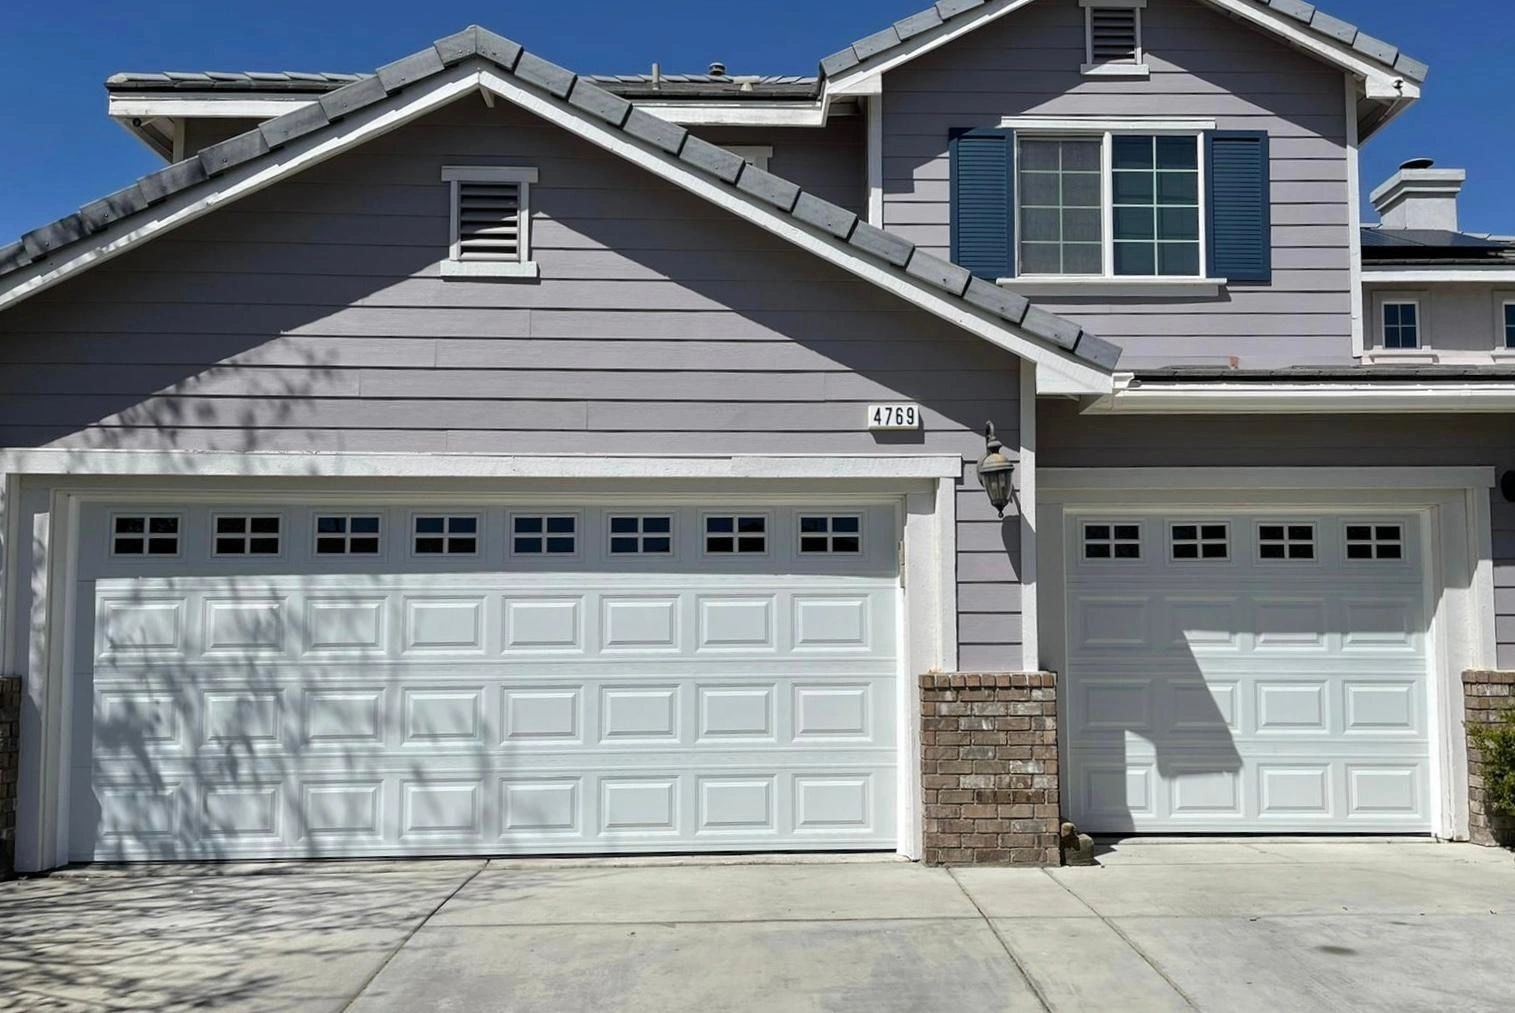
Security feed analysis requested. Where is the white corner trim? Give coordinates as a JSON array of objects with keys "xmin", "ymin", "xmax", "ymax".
[
  {"xmin": 1018, "ymin": 364, "xmax": 1039, "ymax": 672},
  {"xmin": 866, "ymin": 94, "xmax": 884, "ymax": 227},
  {"xmin": 1346, "ymin": 74, "xmax": 1366, "ymax": 359},
  {"xmin": 1003, "ymin": 277, "xmax": 1223, "ymax": 296},
  {"xmin": 0, "ymin": 449, "xmax": 966, "ymax": 482},
  {"xmin": 1, "ymin": 64, "xmax": 485, "ymax": 312},
  {"xmin": 476, "ymin": 67, "xmax": 1114, "ymax": 394},
  {"xmin": 1038, "ymin": 466, "xmax": 1496, "ymax": 494}
]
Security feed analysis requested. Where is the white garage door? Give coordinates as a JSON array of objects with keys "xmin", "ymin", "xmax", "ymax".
[
  {"xmin": 70, "ymin": 499, "xmax": 899, "ymax": 861},
  {"xmin": 1064, "ymin": 511, "xmax": 1432, "ymax": 833}
]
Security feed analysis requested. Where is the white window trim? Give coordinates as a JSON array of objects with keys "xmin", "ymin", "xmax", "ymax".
[
  {"xmin": 210, "ymin": 512, "xmax": 285, "ymax": 559},
  {"xmin": 724, "ymin": 145, "xmax": 773, "ymax": 171},
  {"xmin": 1012, "ymin": 130, "xmax": 1208, "ymax": 283},
  {"xmin": 1254, "ymin": 520, "xmax": 1319, "ymax": 566},
  {"xmin": 1081, "ymin": 0, "xmax": 1149, "ymax": 78},
  {"xmin": 797, "ymin": 513, "xmax": 864, "ymax": 555},
  {"xmin": 1369, "ymin": 291, "xmax": 1430, "ymax": 359},
  {"xmin": 1166, "ymin": 519, "xmax": 1231, "ymax": 563},
  {"xmin": 440, "ymin": 165, "xmax": 541, "ymax": 280},
  {"xmin": 312, "ymin": 512, "xmax": 386, "ymax": 557},
  {"xmin": 1080, "ymin": 519, "xmax": 1144, "ymax": 562},
  {"xmin": 606, "ymin": 513, "xmax": 676, "ymax": 556},
  {"xmin": 1495, "ymin": 296, "xmax": 1515, "ymax": 355},
  {"xmin": 108, "ymin": 511, "xmax": 183, "ymax": 559},
  {"xmin": 508, "ymin": 511, "xmax": 582, "ymax": 559}
]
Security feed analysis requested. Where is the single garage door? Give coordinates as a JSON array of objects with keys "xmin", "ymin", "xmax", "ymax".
[
  {"xmin": 1064, "ymin": 511, "xmax": 1432, "ymax": 833},
  {"xmin": 70, "ymin": 498, "xmax": 900, "ymax": 861}
]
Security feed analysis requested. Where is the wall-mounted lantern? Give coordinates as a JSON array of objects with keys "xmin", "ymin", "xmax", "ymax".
[{"xmin": 976, "ymin": 421, "xmax": 1015, "ymax": 519}]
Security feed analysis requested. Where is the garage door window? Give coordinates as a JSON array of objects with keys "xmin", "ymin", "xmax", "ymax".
[
  {"xmin": 1346, "ymin": 523, "xmax": 1404, "ymax": 560},
  {"xmin": 512, "ymin": 515, "xmax": 577, "ymax": 555},
  {"xmin": 413, "ymin": 515, "xmax": 479, "ymax": 556},
  {"xmin": 315, "ymin": 515, "xmax": 382, "ymax": 555},
  {"xmin": 799, "ymin": 515, "xmax": 861, "ymax": 554},
  {"xmin": 111, "ymin": 515, "xmax": 180, "ymax": 557},
  {"xmin": 705, "ymin": 515, "xmax": 767, "ymax": 555},
  {"xmin": 1257, "ymin": 522, "xmax": 1315, "ymax": 561},
  {"xmin": 1169, "ymin": 522, "xmax": 1229, "ymax": 561},
  {"xmin": 609, "ymin": 515, "xmax": 673, "ymax": 555},
  {"xmin": 213, "ymin": 515, "xmax": 282, "ymax": 557},
  {"xmin": 1082, "ymin": 522, "xmax": 1140, "ymax": 560}
]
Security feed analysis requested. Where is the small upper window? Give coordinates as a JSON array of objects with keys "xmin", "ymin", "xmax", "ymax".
[
  {"xmin": 706, "ymin": 515, "xmax": 767, "ymax": 555},
  {"xmin": 513, "ymin": 515, "xmax": 577, "ymax": 555},
  {"xmin": 1382, "ymin": 301, "xmax": 1420, "ymax": 349},
  {"xmin": 1258, "ymin": 523, "xmax": 1315, "ymax": 561},
  {"xmin": 609, "ymin": 515, "xmax": 673, "ymax": 555},
  {"xmin": 440, "ymin": 166, "xmax": 539, "ymax": 279},
  {"xmin": 1082, "ymin": 0, "xmax": 1146, "ymax": 75},
  {"xmin": 316, "ymin": 515, "xmax": 382, "ymax": 556},
  {"xmin": 414, "ymin": 515, "xmax": 479, "ymax": 556},
  {"xmin": 113, "ymin": 515, "xmax": 180, "ymax": 557},
  {"xmin": 1503, "ymin": 302, "xmax": 1515, "ymax": 349},
  {"xmin": 1346, "ymin": 523, "xmax": 1404, "ymax": 561},
  {"xmin": 799, "ymin": 515, "xmax": 861, "ymax": 555},
  {"xmin": 1083, "ymin": 522, "xmax": 1140, "ymax": 560},
  {"xmin": 1170, "ymin": 522, "xmax": 1228, "ymax": 561},
  {"xmin": 214, "ymin": 515, "xmax": 281, "ymax": 556}
]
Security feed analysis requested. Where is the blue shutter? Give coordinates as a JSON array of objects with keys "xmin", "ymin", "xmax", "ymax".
[
  {"xmin": 950, "ymin": 128, "xmax": 1015, "ymax": 279},
  {"xmin": 1206, "ymin": 131, "xmax": 1271, "ymax": 283}
]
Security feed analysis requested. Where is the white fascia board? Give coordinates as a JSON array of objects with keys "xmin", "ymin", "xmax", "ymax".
[
  {"xmin": 825, "ymin": 0, "xmax": 1040, "ymax": 96},
  {"xmin": 0, "ymin": 65, "xmax": 484, "ymax": 313},
  {"xmin": 477, "ymin": 68, "xmax": 1113, "ymax": 394},
  {"xmin": 108, "ymin": 94, "xmax": 315, "ymax": 120},
  {"xmin": 0, "ymin": 449, "xmax": 965, "ymax": 481},
  {"xmin": 1086, "ymin": 379, "xmax": 1515, "ymax": 414},
  {"xmin": 633, "ymin": 102, "xmax": 831, "ymax": 127},
  {"xmin": 1363, "ymin": 268, "xmax": 1515, "ymax": 284}
]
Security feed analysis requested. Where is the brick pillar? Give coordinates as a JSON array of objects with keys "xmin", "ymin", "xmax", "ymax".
[
  {"xmin": 920, "ymin": 672, "xmax": 1060, "ymax": 865},
  {"xmin": 0, "ymin": 675, "xmax": 19, "ymax": 877},
  {"xmin": 1464, "ymin": 670, "xmax": 1515, "ymax": 847}
]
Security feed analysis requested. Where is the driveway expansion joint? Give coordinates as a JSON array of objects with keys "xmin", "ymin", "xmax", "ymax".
[{"xmin": 947, "ymin": 866, "xmax": 1054, "ymax": 1013}]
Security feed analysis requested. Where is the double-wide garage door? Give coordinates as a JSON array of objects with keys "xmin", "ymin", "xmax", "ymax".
[
  {"xmin": 71, "ymin": 499, "xmax": 900, "ymax": 861},
  {"xmin": 1064, "ymin": 510, "xmax": 1433, "ymax": 833}
]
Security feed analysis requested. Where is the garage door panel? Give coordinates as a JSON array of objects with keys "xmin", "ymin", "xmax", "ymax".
[
  {"xmin": 74, "ymin": 501, "xmax": 900, "ymax": 861},
  {"xmin": 1066, "ymin": 510, "xmax": 1432, "ymax": 833}
]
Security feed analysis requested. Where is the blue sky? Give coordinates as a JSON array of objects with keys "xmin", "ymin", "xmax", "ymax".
[{"xmin": 1, "ymin": 0, "xmax": 1511, "ymax": 240}]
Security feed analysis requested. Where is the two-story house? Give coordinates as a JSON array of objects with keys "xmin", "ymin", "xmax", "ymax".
[{"xmin": 0, "ymin": 0, "xmax": 1509, "ymax": 873}]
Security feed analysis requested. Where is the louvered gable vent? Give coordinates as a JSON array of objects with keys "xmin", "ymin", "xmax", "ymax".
[
  {"xmin": 440, "ymin": 166, "xmax": 540, "ymax": 278},
  {"xmin": 1090, "ymin": 8, "xmax": 1138, "ymax": 62},
  {"xmin": 457, "ymin": 180, "xmax": 522, "ymax": 261}
]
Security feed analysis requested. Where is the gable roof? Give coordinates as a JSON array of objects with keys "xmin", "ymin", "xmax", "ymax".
[
  {"xmin": 820, "ymin": 0, "xmax": 1426, "ymax": 89},
  {"xmin": 0, "ymin": 26, "xmax": 1119, "ymax": 390}
]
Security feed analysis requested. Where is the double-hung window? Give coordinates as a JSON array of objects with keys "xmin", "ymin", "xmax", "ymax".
[
  {"xmin": 1018, "ymin": 133, "xmax": 1201, "ymax": 279},
  {"xmin": 1503, "ymin": 301, "xmax": 1515, "ymax": 349}
]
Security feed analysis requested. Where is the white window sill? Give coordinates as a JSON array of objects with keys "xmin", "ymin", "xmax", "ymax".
[
  {"xmin": 1492, "ymin": 347, "xmax": 1515, "ymax": 360},
  {"xmin": 440, "ymin": 260, "xmax": 541, "ymax": 280},
  {"xmin": 1081, "ymin": 63, "xmax": 1151, "ymax": 79},
  {"xmin": 998, "ymin": 277, "xmax": 1225, "ymax": 297},
  {"xmin": 1364, "ymin": 348, "xmax": 1439, "ymax": 365}
]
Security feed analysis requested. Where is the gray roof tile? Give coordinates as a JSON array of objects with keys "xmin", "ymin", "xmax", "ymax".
[
  {"xmin": 1350, "ymin": 31, "xmax": 1397, "ymax": 66},
  {"xmin": 851, "ymin": 27, "xmax": 902, "ymax": 62},
  {"xmin": 6, "ymin": 24, "xmax": 1115, "ymax": 373},
  {"xmin": 894, "ymin": 8, "xmax": 944, "ymax": 41},
  {"xmin": 1307, "ymin": 9, "xmax": 1358, "ymax": 45},
  {"xmin": 1264, "ymin": 0, "xmax": 1315, "ymax": 23},
  {"xmin": 1394, "ymin": 51, "xmax": 1430, "ymax": 82}
]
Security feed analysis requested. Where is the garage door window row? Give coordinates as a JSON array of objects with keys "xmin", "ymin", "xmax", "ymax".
[
  {"xmin": 108, "ymin": 508, "xmax": 869, "ymax": 563},
  {"xmin": 1081, "ymin": 520, "xmax": 1404, "ymax": 564}
]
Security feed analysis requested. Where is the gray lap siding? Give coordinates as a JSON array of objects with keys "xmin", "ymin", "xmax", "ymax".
[
  {"xmin": 0, "ymin": 95, "xmax": 1027, "ymax": 669},
  {"xmin": 1039, "ymin": 403, "xmax": 1515, "ymax": 668},
  {"xmin": 883, "ymin": 0, "xmax": 1355, "ymax": 369}
]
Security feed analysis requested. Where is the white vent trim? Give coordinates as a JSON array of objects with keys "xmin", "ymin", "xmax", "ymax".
[
  {"xmin": 440, "ymin": 165, "xmax": 540, "ymax": 279},
  {"xmin": 1081, "ymin": 0, "xmax": 1149, "ymax": 78}
]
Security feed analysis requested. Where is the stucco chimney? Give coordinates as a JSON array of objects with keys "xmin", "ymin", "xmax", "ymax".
[{"xmin": 1370, "ymin": 158, "xmax": 1466, "ymax": 231}]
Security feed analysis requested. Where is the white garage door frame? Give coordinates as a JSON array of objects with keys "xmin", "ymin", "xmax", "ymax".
[
  {"xmin": 0, "ymin": 450, "xmax": 962, "ymax": 872},
  {"xmin": 1038, "ymin": 467, "xmax": 1498, "ymax": 842}
]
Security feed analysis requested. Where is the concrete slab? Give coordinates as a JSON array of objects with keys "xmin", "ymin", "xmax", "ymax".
[
  {"xmin": 0, "ymin": 863, "xmax": 482, "ymax": 1012},
  {"xmin": 1092, "ymin": 842, "xmax": 1279, "ymax": 866},
  {"xmin": 1052, "ymin": 851, "xmax": 1515, "ymax": 918},
  {"xmin": 948, "ymin": 867, "xmax": 1097, "ymax": 918},
  {"xmin": 430, "ymin": 862, "xmax": 981, "ymax": 926},
  {"xmin": 1243, "ymin": 841, "xmax": 1515, "ymax": 865},
  {"xmin": 348, "ymin": 918, "xmax": 1044, "ymax": 1013},
  {"xmin": 1114, "ymin": 914, "xmax": 1515, "ymax": 1013},
  {"xmin": 993, "ymin": 918, "xmax": 1192, "ymax": 1012}
]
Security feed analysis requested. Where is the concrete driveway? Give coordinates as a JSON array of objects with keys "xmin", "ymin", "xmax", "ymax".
[{"xmin": 1, "ymin": 841, "xmax": 1511, "ymax": 1012}]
